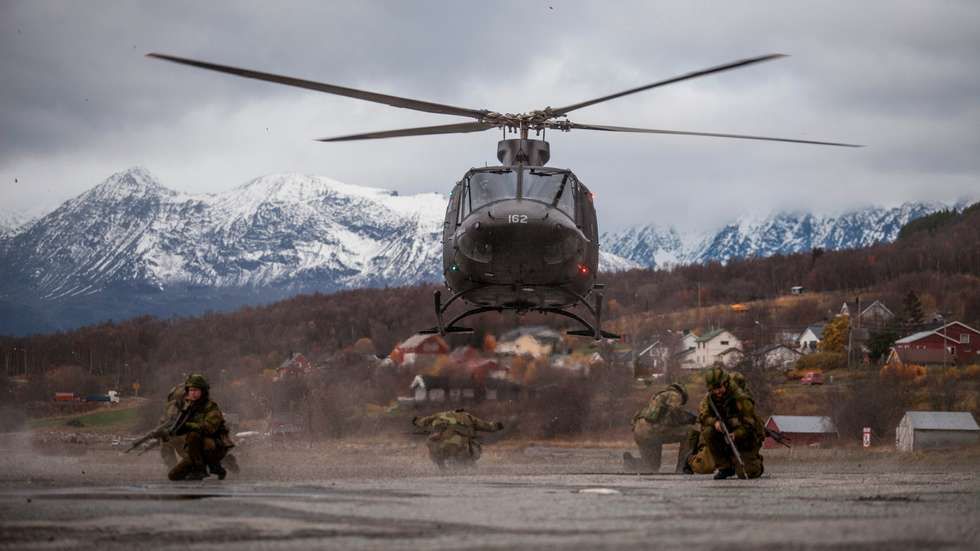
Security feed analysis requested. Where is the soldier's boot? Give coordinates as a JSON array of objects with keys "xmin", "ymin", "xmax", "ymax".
[
  {"xmin": 224, "ymin": 454, "xmax": 240, "ymax": 474},
  {"xmin": 208, "ymin": 463, "xmax": 227, "ymax": 480},
  {"xmin": 681, "ymin": 452, "xmax": 695, "ymax": 475},
  {"xmin": 168, "ymin": 459, "xmax": 208, "ymax": 481},
  {"xmin": 713, "ymin": 467, "xmax": 736, "ymax": 480}
]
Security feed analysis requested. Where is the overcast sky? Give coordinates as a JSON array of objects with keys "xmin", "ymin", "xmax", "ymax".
[{"xmin": 1, "ymin": 1, "xmax": 978, "ymax": 232}]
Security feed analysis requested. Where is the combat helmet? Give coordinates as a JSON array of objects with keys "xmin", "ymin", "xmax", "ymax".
[
  {"xmin": 184, "ymin": 373, "xmax": 210, "ymax": 392},
  {"xmin": 703, "ymin": 366, "xmax": 729, "ymax": 390},
  {"xmin": 668, "ymin": 382, "xmax": 688, "ymax": 404}
]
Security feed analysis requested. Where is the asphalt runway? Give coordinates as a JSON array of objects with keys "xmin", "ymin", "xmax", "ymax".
[{"xmin": 1, "ymin": 440, "xmax": 979, "ymax": 550}]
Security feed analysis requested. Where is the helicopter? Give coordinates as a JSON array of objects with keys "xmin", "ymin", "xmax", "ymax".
[{"xmin": 147, "ymin": 52, "xmax": 858, "ymax": 339}]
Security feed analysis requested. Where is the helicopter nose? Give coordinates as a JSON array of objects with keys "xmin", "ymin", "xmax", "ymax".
[{"xmin": 457, "ymin": 200, "xmax": 581, "ymax": 266}]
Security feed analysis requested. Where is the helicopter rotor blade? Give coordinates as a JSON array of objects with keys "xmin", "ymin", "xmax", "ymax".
[
  {"xmin": 549, "ymin": 54, "xmax": 787, "ymax": 116},
  {"xmin": 146, "ymin": 53, "xmax": 488, "ymax": 120},
  {"xmin": 556, "ymin": 122, "xmax": 862, "ymax": 147},
  {"xmin": 316, "ymin": 122, "xmax": 497, "ymax": 142}
]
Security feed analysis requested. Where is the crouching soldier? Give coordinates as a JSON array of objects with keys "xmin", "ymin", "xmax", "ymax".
[
  {"xmin": 412, "ymin": 409, "xmax": 503, "ymax": 469},
  {"xmin": 159, "ymin": 380, "xmax": 240, "ymax": 475},
  {"xmin": 167, "ymin": 374, "xmax": 235, "ymax": 481},
  {"xmin": 624, "ymin": 382, "xmax": 696, "ymax": 473},
  {"xmin": 687, "ymin": 366, "xmax": 765, "ymax": 479}
]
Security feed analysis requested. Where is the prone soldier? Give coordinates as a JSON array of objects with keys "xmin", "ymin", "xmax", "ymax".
[
  {"xmin": 412, "ymin": 409, "xmax": 503, "ymax": 469},
  {"xmin": 623, "ymin": 382, "xmax": 696, "ymax": 473},
  {"xmin": 687, "ymin": 366, "xmax": 766, "ymax": 479}
]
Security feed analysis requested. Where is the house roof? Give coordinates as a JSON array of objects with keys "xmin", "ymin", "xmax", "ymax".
[
  {"xmin": 895, "ymin": 330, "xmax": 958, "ymax": 345},
  {"xmin": 717, "ymin": 347, "xmax": 743, "ymax": 357},
  {"xmin": 397, "ymin": 333, "xmax": 448, "ymax": 351},
  {"xmin": 862, "ymin": 300, "xmax": 894, "ymax": 317},
  {"xmin": 802, "ymin": 324, "xmax": 824, "ymax": 340},
  {"xmin": 902, "ymin": 411, "xmax": 979, "ymax": 431},
  {"xmin": 757, "ymin": 344, "xmax": 802, "ymax": 357},
  {"xmin": 768, "ymin": 415, "xmax": 837, "ymax": 434},
  {"xmin": 696, "ymin": 329, "xmax": 727, "ymax": 343}
]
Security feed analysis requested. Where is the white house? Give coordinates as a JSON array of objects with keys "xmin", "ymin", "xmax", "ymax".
[
  {"xmin": 756, "ymin": 344, "xmax": 803, "ymax": 371},
  {"xmin": 798, "ymin": 324, "xmax": 824, "ymax": 354},
  {"xmin": 896, "ymin": 411, "xmax": 980, "ymax": 452},
  {"xmin": 694, "ymin": 329, "xmax": 743, "ymax": 368}
]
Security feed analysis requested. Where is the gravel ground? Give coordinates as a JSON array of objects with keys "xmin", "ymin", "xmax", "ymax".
[{"xmin": 1, "ymin": 433, "xmax": 978, "ymax": 550}]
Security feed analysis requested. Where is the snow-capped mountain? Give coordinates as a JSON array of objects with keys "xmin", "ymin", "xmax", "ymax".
[
  {"xmin": 601, "ymin": 202, "xmax": 963, "ymax": 268},
  {"xmin": 0, "ymin": 209, "xmax": 31, "ymax": 238},
  {"xmin": 0, "ymin": 166, "xmax": 961, "ymax": 335}
]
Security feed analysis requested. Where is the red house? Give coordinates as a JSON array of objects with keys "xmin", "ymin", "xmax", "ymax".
[
  {"xmin": 893, "ymin": 322, "xmax": 980, "ymax": 365},
  {"xmin": 390, "ymin": 334, "xmax": 450, "ymax": 367}
]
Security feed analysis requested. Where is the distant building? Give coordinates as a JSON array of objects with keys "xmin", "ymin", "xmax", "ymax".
[
  {"xmin": 895, "ymin": 411, "xmax": 980, "ymax": 452},
  {"xmin": 790, "ymin": 286, "xmax": 805, "ymax": 295},
  {"xmin": 391, "ymin": 334, "xmax": 450, "ymax": 367},
  {"xmin": 274, "ymin": 352, "xmax": 313, "ymax": 381},
  {"xmin": 496, "ymin": 326, "xmax": 563, "ymax": 358},
  {"xmin": 764, "ymin": 415, "xmax": 838, "ymax": 448},
  {"xmin": 798, "ymin": 324, "xmax": 825, "ymax": 354},
  {"xmin": 892, "ymin": 322, "xmax": 980, "ymax": 365},
  {"xmin": 840, "ymin": 299, "xmax": 895, "ymax": 329},
  {"xmin": 694, "ymin": 329, "xmax": 743, "ymax": 368},
  {"xmin": 755, "ymin": 344, "xmax": 803, "ymax": 371}
]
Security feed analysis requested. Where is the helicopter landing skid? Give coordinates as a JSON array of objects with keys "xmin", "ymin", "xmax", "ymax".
[{"xmin": 419, "ymin": 286, "xmax": 619, "ymax": 340}]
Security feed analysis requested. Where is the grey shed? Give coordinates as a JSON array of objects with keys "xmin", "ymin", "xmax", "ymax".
[{"xmin": 895, "ymin": 411, "xmax": 980, "ymax": 452}]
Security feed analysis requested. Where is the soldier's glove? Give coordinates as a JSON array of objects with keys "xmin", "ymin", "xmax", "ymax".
[{"xmin": 494, "ymin": 421, "xmax": 504, "ymax": 431}]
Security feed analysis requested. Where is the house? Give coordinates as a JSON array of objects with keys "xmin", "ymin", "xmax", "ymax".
[
  {"xmin": 895, "ymin": 411, "xmax": 980, "ymax": 452},
  {"xmin": 798, "ymin": 324, "xmax": 824, "ymax": 353},
  {"xmin": 790, "ymin": 286, "xmax": 805, "ymax": 295},
  {"xmin": 892, "ymin": 321, "xmax": 980, "ymax": 365},
  {"xmin": 840, "ymin": 299, "xmax": 895, "ymax": 329},
  {"xmin": 390, "ymin": 334, "xmax": 450, "ymax": 367},
  {"xmin": 764, "ymin": 415, "xmax": 838, "ymax": 448},
  {"xmin": 635, "ymin": 340, "xmax": 670, "ymax": 376},
  {"xmin": 755, "ymin": 344, "xmax": 803, "ymax": 371},
  {"xmin": 694, "ymin": 329, "xmax": 743, "ymax": 369},
  {"xmin": 409, "ymin": 374, "xmax": 479, "ymax": 402},
  {"xmin": 717, "ymin": 347, "xmax": 744, "ymax": 368},
  {"xmin": 675, "ymin": 348, "xmax": 698, "ymax": 370},
  {"xmin": 496, "ymin": 326, "xmax": 563, "ymax": 358},
  {"xmin": 680, "ymin": 331, "xmax": 698, "ymax": 351},
  {"xmin": 274, "ymin": 352, "xmax": 313, "ymax": 381}
]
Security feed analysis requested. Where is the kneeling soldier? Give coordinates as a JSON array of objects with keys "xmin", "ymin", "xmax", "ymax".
[
  {"xmin": 687, "ymin": 366, "xmax": 765, "ymax": 479},
  {"xmin": 624, "ymin": 382, "xmax": 696, "ymax": 473},
  {"xmin": 167, "ymin": 374, "xmax": 235, "ymax": 481}
]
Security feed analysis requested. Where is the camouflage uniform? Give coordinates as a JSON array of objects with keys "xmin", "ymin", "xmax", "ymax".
[
  {"xmin": 167, "ymin": 374, "xmax": 235, "ymax": 481},
  {"xmin": 158, "ymin": 384, "xmax": 186, "ymax": 469},
  {"xmin": 413, "ymin": 409, "xmax": 502, "ymax": 468},
  {"xmin": 626, "ymin": 383, "xmax": 695, "ymax": 472},
  {"xmin": 688, "ymin": 367, "xmax": 765, "ymax": 479}
]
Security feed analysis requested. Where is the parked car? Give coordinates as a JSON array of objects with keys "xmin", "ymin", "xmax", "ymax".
[{"xmin": 800, "ymin": 371, "xmax": 825, "ymax": 385}]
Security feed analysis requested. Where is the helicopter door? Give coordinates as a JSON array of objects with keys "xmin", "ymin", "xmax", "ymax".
[{"xmin": 446, "ymin": 181, "xmax": 463, "ymax": 241}]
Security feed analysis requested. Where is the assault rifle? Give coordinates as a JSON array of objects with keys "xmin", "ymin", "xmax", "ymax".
[
  {"xmin": 707, "ymin": 396, "xmax": 744, "ymax": 471},
  {"xmin": 765, "ymin": 427, "xmax": 792, "ymax": 448},
  {"xmin": 124, "ymin": 402, "xmax": 198, "ymax": 454}
]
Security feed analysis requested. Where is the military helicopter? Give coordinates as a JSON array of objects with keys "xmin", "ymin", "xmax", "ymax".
[{"xmin": 148, "ymin": 52, "xmax": 858, "ymax": 339}]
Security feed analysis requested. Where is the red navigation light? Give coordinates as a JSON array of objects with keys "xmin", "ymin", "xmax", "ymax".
[{"xmin": 577, "ymin": 264, "xmax": 590, "ymax": 275}]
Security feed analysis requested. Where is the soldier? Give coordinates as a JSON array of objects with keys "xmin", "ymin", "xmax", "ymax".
[
  {"xmin": 167, "ymin": 374, "xmax": 236, "ymax": 481},
  {"xmin": 412, "ymin": 409, "xmax": 503, "ymax": 469},
  {"xmin": 623, "ymin": 382, "xmax": 696, "ymax": 473},
  {"xmin": 687, "ymin": 366, "xmax": 766, "ymax": 479}
]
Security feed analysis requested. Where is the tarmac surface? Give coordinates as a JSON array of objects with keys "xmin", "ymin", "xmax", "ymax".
[{"xmin": 1, "ymin": 437, "xmax": 979, "ymax": 550}]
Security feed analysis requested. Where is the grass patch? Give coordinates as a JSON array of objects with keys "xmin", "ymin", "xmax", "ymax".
[{"xmin": 28, "ymin": 406, "xmax": 141, "ymax": 431}]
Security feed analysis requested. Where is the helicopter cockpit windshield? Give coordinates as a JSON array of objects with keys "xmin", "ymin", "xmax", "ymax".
[
  {"xmin": 523, "ymin": 169, "xmax": 575, "ymax": 217},
  {"xmin": 469, "ymin": 170, "xmax": 517, "ymax": 210}
]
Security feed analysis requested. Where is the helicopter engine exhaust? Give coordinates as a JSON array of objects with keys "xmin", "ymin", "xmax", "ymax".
[{"xmin": 497, "ymin": 139, "xmax": 550, "ymax": 166}]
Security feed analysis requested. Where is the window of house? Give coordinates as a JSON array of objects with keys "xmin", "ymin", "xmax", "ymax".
[
  {"xmin": 960, "ymin": 334, "xmax": 970, "ymax": 344},
  {"xmin": 720, "ymin": 340, "xmax": 729, "ymax": 346}
]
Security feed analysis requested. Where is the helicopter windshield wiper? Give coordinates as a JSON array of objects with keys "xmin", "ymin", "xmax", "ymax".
[{"xmin": 552, "ymin": 174, "xmax": 570, "ymax": 207}]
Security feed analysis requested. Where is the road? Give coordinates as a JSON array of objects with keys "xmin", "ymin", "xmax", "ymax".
[{"xmin": 1, "ymin": 438, "xmax": 978, "ymax": 549}]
